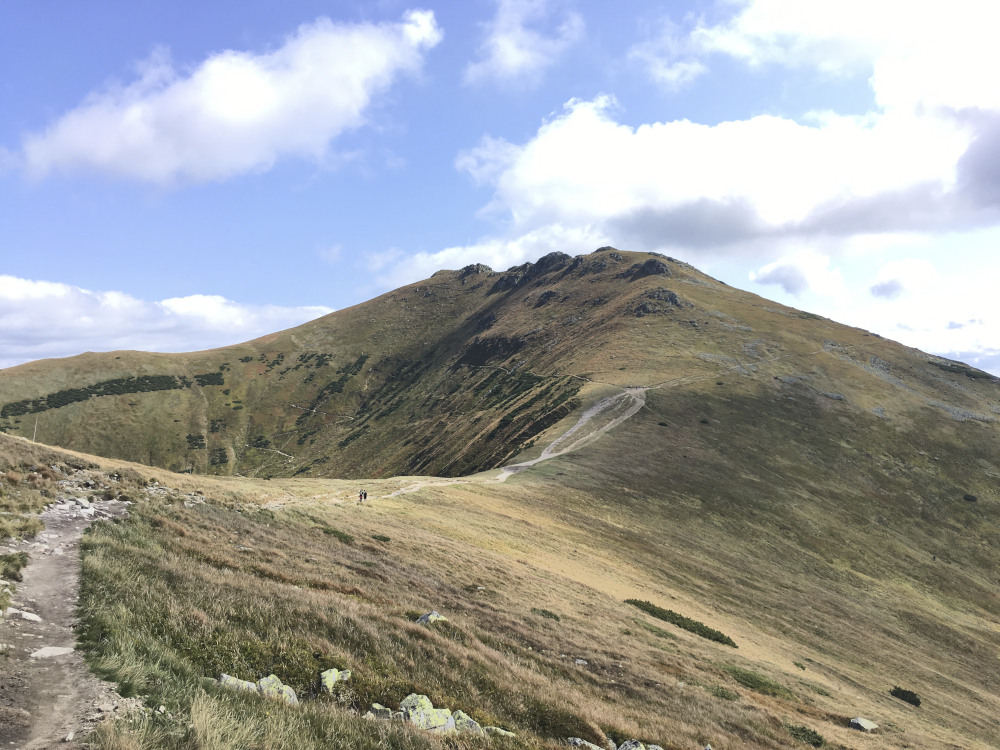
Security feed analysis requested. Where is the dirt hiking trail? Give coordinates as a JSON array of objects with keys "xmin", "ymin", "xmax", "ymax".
[{"xmin": 1, "ymin": 495, "xmax": 131, "ymax": 749}]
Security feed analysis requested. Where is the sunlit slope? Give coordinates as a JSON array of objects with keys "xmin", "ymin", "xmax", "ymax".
[{"xmin": 2, "ymin": 247, "xmax": 999, "ymax": 485}]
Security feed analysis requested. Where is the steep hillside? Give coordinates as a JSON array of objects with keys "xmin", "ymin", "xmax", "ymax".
[{"xmin": 4, "ymin": 247, "xmax": 999, "ymax": 486}]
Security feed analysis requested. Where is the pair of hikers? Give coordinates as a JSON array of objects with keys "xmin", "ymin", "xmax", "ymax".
[{"xmin": 358, "ymin": 489, "xmax": 368, "ymax": 503}]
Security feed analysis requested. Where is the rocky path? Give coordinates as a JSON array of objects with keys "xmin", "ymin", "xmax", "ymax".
[{"xmin": 0, "ymin": 498, "xmax": 131, "ymax": 749}]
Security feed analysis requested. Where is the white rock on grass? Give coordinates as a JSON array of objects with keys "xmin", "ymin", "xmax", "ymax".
[
  {"xmin": 568, "ymin": 739, "xmax": 605, "ymax": 750},
  {"xmin": 416, "ymin": 611, "xmax": 448, "ymax": 625},
  {"xmin": 219, "ymin": 674, "xmax": 257, "ymax": 693},
  {"xmin": 257, "ymin": 674, "xmax": 298, "ymax": 705},
  {"xmin": 320, "ymin": 668, "xmax": 352, "ymax": 692}
]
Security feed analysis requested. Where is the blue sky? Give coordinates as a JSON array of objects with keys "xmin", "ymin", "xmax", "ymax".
[{"xmin": 3, "ymin": 0, "xmax": 1000, "ymax": 373}]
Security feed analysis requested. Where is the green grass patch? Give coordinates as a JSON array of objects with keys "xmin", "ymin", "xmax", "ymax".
[
  {"xmin": 625, "ymin": 599, "xmax": 737, "ymax": 648},
  {"xmin": 530, "ymin": 608, "xmax": 560, "ymax": 622},
  {"xmin": 723, "ymin": 666, "xmax": 796, "ymax": 700},
  {"xmin": 371, "ymin": 534, "xmax": 391, "ymax": 543},
  {"xmin": 708, "ymin": 685, "xmax": 740, "ymax": 701}
]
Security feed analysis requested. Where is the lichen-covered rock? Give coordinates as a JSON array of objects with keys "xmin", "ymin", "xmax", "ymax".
[
  {"xmin": 416, "ymin": 610, "xmax": 448, "ymax": 625},
  {"xmin": 568, "ymin": 737, "xmax": 604, "ymax": 750},
  {"xmin": 453, "ymin": 709, "xmax": 485, "ymax": 736},
  {"xmin": 370, "ymin": 703, "xmax": 393, "ymax": 720},
  {"xmin": 484, "ymin": 726, "xmax": 516, "ymax": 738},
  {"xmin": 618, "ymin": 741, "xmax": 645, "ymax": 750},
  {"xmin": 648, "ymin": 745, "xmax": 663, "ymax": 750},
  {"xmin": 408, "ymin": 708, "xmax": 455, "ymax": 732},
  {"xmin": 320, "ymin": 668, "xmax": 351, "ymax": 692},
  {"xmin": 219, "ymin": 674, "xmax": 257, "ymax": 693},
  {"xmin": 399, "ymin": 694, "xmax": 434, "ymax": 713},
  {"xmin": 256, "ymin": 674, "xmax": 298, "ymax": 705}
]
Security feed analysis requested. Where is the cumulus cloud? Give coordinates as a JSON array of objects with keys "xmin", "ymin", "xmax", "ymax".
[
  {"xmin": 21, "ymin": 11, "xmax": 441, "ymax": 184},
  {"xmin": 0, "ymin": 276, "xmax": 332, "ymax": 369},
  {"xmin": 456, "ymin": 96, "xmax": 971, "ymax": 252},
  {"xmin": 464, "ymin": 0, "xmax": 583, "ymax": 87}
]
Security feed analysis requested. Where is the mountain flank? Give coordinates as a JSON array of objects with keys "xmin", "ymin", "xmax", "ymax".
[{"xmin": 2, "ymin": 248, "xmax": 997, "ymax": 484}]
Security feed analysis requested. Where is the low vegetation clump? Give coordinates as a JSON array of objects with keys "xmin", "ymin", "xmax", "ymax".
[
  {"xmin": 786, "ymin": 723, "xmax": 825, "ymax": 747},
  {"xmin": 625, "ymin": 599, "xmax": 737, "ymax": 648},
  {"xmin": 707, "ymin": 685, "xmax": 739, "ymax": 701},
  {"xmin": 890, "ymin": 686, "xmax": 921, "ymax": 707},
  {"xmin": 530, "ymin": 608, "xmax": 560, "ymax": 622},
  {"xmin": 1, "ymin": 551, "xmax": 29, "ymax": 582},
  {"xmin": 722, "ymin": 666, "xmax": 796, "ymax": 700}
]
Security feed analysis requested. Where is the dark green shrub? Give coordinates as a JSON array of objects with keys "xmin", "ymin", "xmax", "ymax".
[
  {"xmin": 890, "ymin": 686, "xmax": 921, "ymax": 706},
  {"xmin": 786, "ymin": 724, "xmax": 824, "ymax": 747},
  {"xmin": 625, "ymin": 599, "xmax": 737, "ymax": 648},
  {"xmin": 371, "ymin": 534, "xmax": 390, "ymax": 542}
]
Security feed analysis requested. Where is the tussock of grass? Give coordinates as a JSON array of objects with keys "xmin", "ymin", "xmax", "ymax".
[
  {"xmin": 722, "ymin": 666, "xmax": 796, "ymax": 701},
  {"xmin": 625, "ymin": 599, "xmax": 737, "ymax": 648},
  {"xmin": 530, "ymin": 608, "xmax": 560, "ymax": 622}
]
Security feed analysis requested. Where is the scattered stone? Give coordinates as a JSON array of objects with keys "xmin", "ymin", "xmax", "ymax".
[
  {"xmin": 157, "ymin": 705, "xmax": 166, "ymax": 714},
  {"xmin": 219, "ymin": 674, "xmax": 257, "ymax": 693},
  {"xmin": 98, "ymin": 703, "xmax": 115, "ymax": 714},
  {"xmin": 75, "ymin": 498, "xmax": 91, "ymax": 509},
  {"xmin": 574, "ymin": 658, "xmax": 588, "ymax": 666},
  {"xmin": 648, "ymin": 746, "xmax": 663, "ymax": 750},
  {"xmin": 399, "ymin": 693, "xmax": 454, "ymax": 732},
  {"xmin": 568, "ymin": 738, "xmax": 605, "ymax": 750},
  {"xmin": 453, "ymin": 709, "xmax": 486, "ymax": 737},
  {"xmin": 618, "ymin": 741, "xmax": 645, "ymax": 750},
  {"xmin": 370, "ymin": 703, "xmax": 393, "ymax": 720},
  {"xmin": 21, "ymin": 611, "xmax": 42, "ymax": 623},
  {"xmin": 850, "ymin": 717, "xmax": 879, "ymax": 733},
  {"xmin": 484, "ymin": 726, "xmax": 516, "ymax": 738},
  {"xmin": 64, "ymin": 732, "xmax": 75, "ymax": 742},
  {"xmin": 416, "ymin": 610, "xmax": 448, "ymax": 625},
  {"xmin": 30, "ymin": 646, "xmax": 74, "ymax": 659},
  {"xmin": 257, "ymin": 674, "xmax": 298, "ymax": 705},
  {"xmin": 320, "ymin": 667, "xmax": 352, "ymax": 692}
]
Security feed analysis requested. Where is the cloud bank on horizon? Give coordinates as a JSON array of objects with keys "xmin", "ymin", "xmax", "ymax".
[{"xmin": 2, "ymin": 0, "xmax": 1000, "ymax": 374}]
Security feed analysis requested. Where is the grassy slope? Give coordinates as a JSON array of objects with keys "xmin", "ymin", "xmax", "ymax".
[{"xmin": 3, "ymin": 249, "xmax": 1000, "ymax": 748}]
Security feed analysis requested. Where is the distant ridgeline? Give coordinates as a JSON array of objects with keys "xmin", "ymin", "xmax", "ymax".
[{"xmin": 0, "ymin": 372, "xmax": 225, "ymax": 418}]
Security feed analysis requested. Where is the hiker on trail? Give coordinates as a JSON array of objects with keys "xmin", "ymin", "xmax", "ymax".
[
  {"xmin": 359, "ymin": 490, "xmax": 364, "ymax": 503},
  {"xmin": 363, "ymin": 490, "xmax": 368, "ymax": 502}
]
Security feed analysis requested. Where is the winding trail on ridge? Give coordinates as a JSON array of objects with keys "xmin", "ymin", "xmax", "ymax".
[{"xmin": 385, "ymin": 386, "xmax": 647, "ymax": 497}]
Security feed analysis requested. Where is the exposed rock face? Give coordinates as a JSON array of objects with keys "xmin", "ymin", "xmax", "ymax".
[{"xmin": 621, "ymin": 258, "xmax": 672, "ymax": 280}]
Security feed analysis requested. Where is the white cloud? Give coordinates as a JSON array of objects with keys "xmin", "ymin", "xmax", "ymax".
[
  {"xmin": 629, "ymin": 17, "xmax": 707, "ymax": 91},
  {"xmin": 21, "ymin": 10, "xmax": 441, "ymax": 184},
  {"xmin": 464, "ymin": 0, "xmax": 583, "ymax": 87},
  {"xmin": 689, "ymin": 0, "xmax": 1000, "ymax": 112},
  {"xmin": 0, "ymin": 276, "xmax": 332, "ymax": 369},
  {"xmin": 369, "ymin": 223, "xmax": 610, "ymax": 290},
  {"xmin": 456, "ymin": 96, "xmax": 970, "ymax": 249}
]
